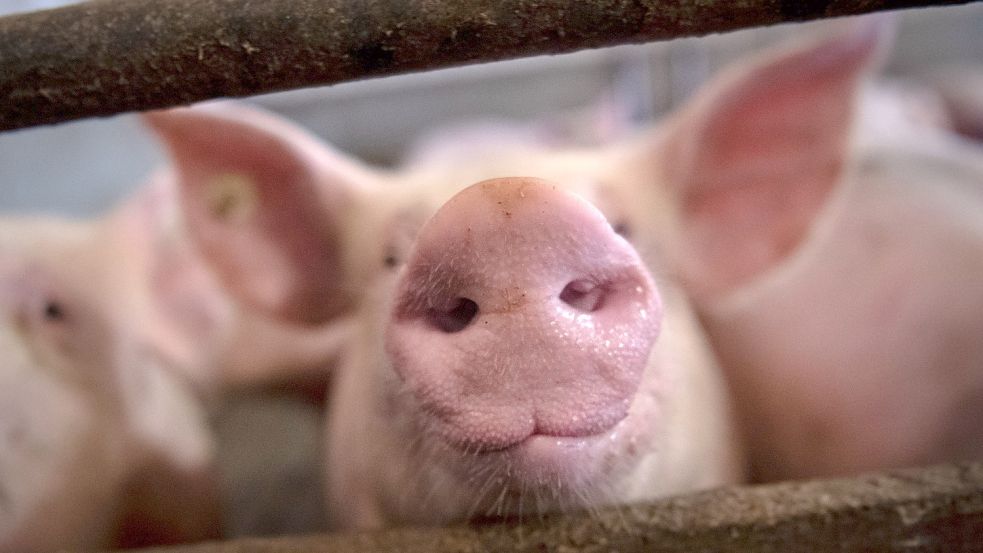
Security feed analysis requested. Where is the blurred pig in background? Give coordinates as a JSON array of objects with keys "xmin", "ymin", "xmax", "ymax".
[
  {"xmin": 692, "ymin": 50, "xmax": 983, "ymax": 481},
  {"xmin": 0, "ymin": 101, "xmax": 370, "ymax": 549},
  {"xmin": 0, "ymin": 180, "xmax": 223, "ymax": 551}
]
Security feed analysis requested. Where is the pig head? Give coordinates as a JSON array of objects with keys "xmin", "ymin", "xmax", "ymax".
[
  {"xmin": 139, "ymin": 14, "xmax": 935, "ymax": 531},
  {"xmin": 0, "ymin": 200, "xmax": 220, "ymax": 551},
  {"xmin": 323, "ymin": 175, "xmax": 742, "ymax": 529},
  {"xmin": 0, "ymin": 101, "xmax": 373, "ymax": 550},
  {"xmin": 144, "ymin": 68, "xmax": 751, "ymax": 531},
  {"xmin": 316, "ymin": 18, "xmax": 898, "ymax": 528},
  {"xmin": 141, "ymin": 106, "xmax": 737, "ymax": 529},
  {"xmin": 144, "ymin": 31, "xmax": 906, "ymax": 537}
]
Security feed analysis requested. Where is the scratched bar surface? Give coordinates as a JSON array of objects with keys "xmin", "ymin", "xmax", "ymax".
[
  {"xmin": 0, "ymin": 0, "xmax": 980, "ymax": 132},
  {"xmin": 127, "ymin": 462, "xmax": 983, "ymax": 553}
]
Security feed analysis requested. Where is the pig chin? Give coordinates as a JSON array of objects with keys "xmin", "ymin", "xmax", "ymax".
[
  {"xmin": 467, "ymin": 406, "xmax": 659, "ymax": 494},
  {"xmin": 401, "ymin": 374, "xmax": 665, "ymax": 515}
]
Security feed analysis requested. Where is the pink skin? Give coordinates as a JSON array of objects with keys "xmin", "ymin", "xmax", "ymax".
[
  {"xmin": 0, "ymin": 103, "xmax": 369, "ymax": 550},
  {"xmin": 135, "ymin": 104, "xmax": 738, "ymax": 529},
  {"xmin": 387, "ymin": 178, "xmax": 662, "ymax": 456},
  {"xmin": 325, "ymin": 173, "xmax": 735, "ymax": 528},
  {"xmin": 0, "ymin": 210, "xmax": 221, "ymax": 552},
  {"xmin": 128, "ymin": 15, "xmax": 928, "ymax": 531},
  {"xmin": 140, "ymin": 104, "xmax": 376, "ymax": 390},
  {"xmin": 643, "ymin": 15, "xmax": 983, "ymax": 480},
  {"xmin": 697, "ymin": 113, "xmax": 983, "ymax": 480}
]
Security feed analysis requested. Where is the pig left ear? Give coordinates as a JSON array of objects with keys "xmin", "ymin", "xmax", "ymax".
[
  {"xmin": 659, "ymin": 16, "xmax": 894, "ymax": 300},
  {"xmin": 143, "ymin": 103, "xmax": 375, "ymax": 326}
]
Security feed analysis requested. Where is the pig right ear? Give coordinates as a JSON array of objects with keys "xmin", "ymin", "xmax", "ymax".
[
  {"xmin": 659, "ymin": 17, "xmax": 893, "ymax": 300},
  {"xmin": 142, "ymin": 103, "xmax": 375, "ymax": 326}
]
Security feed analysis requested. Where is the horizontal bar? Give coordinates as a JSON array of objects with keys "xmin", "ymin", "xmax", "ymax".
[
  {"xmin": 132, "ymin": 462, "xmax": 983, "ymax": 553},
  {"xmin": 1, "ymin": 0, "xmax": 979, "ymax": 132}
]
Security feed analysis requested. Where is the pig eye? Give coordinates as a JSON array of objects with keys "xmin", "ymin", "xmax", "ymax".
[
  {"xmin": 612, "ymin": 221, "xmax": 632, "ymax": 239},
  {"xmin": 383, "ymin": 253, "xmax": 399, "ymax": 269}
]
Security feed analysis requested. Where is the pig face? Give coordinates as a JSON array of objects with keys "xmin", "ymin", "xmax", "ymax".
[
  {"xmin": 146, "ymin": 16, "xmax": 893, "ymax": 530},
  {"xmin": 0, "ymin": 207, "xmax": 218, "ymax": 551},
  {"xmin": 0, "ymin": 98, "xmax": 378, "ymax": 549},
  {"xmin": 322, "ymin": 18, "xmax": 894, "ymax": 527},
  {"xmin": 145, "ymin": 105, "xmax": 741, "ymax": 528},
  {"xmin": 327, "ymin": 175, "xmax": 740, "ymax": 528},
  {"xmin": 0, "ymin": 219, "xmax": 127, "ymax": 552}
]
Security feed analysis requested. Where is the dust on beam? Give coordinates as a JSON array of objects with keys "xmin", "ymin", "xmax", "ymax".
[
  {"xmin": 125, "ymin": 462, "xmax": 983, "ymax": 553},
  {"xmin": 0, "ymin": 0, "xmax": 979, "ymax": 132}
]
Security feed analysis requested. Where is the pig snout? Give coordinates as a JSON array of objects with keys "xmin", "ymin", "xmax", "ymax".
[{"xmin": 385, "ymin": 177, "xmax": 663, "ymax": 453}]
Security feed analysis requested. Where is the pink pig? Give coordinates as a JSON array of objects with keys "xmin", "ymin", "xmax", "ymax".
[
  {"xmin": 0, "ymin": 185, "xmax": 223, "ymax": 551},
  {"xmin": 139, "ymin": 13, "xmax": 969, "ymax": 531},
  {"xmin": 690, "ymin": 41, "xmax": 983, "ymax": 479},
  {"xmin": 315, "ymin": 18, "xmax": 896, "ymax": 527},
  {"xmin": 0, "ymin": 103, "xmax": 367, "ymax": 549},
  {"xmin": 142, "ymin": 74, "xmax": 755, "ymax": 530}
]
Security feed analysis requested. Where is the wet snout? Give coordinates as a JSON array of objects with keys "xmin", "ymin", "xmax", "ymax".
[{"xmin": 386, "ymin": 177, "xmax": 663, "ymax": 451}]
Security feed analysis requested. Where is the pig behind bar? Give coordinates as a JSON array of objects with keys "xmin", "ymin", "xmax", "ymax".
[
  {"xmin": 2, "ymin": 11, "xmax": 983, "ymax": 550},
  {"xmin": 0, "ymin": 181, "xmax": 224, "ymax": 550},
  {"xmin": 145, "ymin": 15, "xmax": 900, "ymax": 530}
]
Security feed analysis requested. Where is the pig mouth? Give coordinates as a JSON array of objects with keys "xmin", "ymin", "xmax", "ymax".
[
  {"xmin": 465, "ymin": 427, "xmax": 616, "ymax": 455},
  {"xmin": 422, "ymin": 396, "xmax": 633, "ymax": 457},
  {"xmin": 441, "ymin": 420, "xmax": 636, "ymax": 495},
  {"xmin": 498, "ymin": 429, "xmax": 613, "ymax": 455}
]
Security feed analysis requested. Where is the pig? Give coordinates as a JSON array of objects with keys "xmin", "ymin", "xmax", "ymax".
[
  {"xmin": 143, "ymin": 71, "xmax": 749, "ymax": 531},
  {"xmin": 690, "ymin": 49, "xmax": 983, "ymax": 478},
  {"xmin": 145, "ymin": 15, "xmax": 918, "ymax": 530},
  {"xmin": 0, "ymin": 187, "xmax": 222, "ymax": 551},
  {"xmin": 313, "ymin": 17, "xmax": 895, "ymax": 527},
  {"xmin": 0, "ymin": 101, "xmax": 368, "ymax": 549}
]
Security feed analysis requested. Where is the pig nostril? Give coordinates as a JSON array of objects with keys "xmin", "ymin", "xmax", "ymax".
[
  {"xmin": 426, "ymin": 297, "xmax": 479, "ymax": 333},
  {"xmin": 560, "ymin": 279, "xmax": 606, "ymax": 312}
]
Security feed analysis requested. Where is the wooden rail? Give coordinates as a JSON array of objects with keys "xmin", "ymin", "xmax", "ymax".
[
  {"xmin": 131, "ymin": 462, "xmax": 983, "ymax": 553},
  {"xmin": 1, "ymin": 0, "xmax": 980, "ymax": 132}
]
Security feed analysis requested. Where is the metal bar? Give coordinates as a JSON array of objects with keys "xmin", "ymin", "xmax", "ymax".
[
  {"xmin": 0, "ymin": 0, "xmax": 979, "ymax": 132},
  {"xmin": 132, "ymin": 462, "xmax": 983, "ymax": 553}
]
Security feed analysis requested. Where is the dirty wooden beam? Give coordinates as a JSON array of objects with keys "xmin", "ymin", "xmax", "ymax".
[
  {"xmin": 130, "ymin": 462, "xmax": 983, "ymax": 553},
  {"xmin": 1, "ymin": 0, "xmax": 981, "ymax": 132}
]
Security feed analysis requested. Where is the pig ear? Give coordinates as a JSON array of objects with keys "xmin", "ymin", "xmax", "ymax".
[
  {"xmin": 660, "ymin": 17, "xmax": 893, "ymax": 300},
  {"xmin": 142, "ymin": 103, "xmax": 374, "ymax": 326}
]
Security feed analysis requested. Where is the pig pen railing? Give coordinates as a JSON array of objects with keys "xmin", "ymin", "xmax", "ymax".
[
  {"xmin": 128, "ymin": 462, "xmax": 983, "ymax": 553},
  {"xmin": 0, "ymin": 0, "xmax": 980, "ymax": 132}
]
